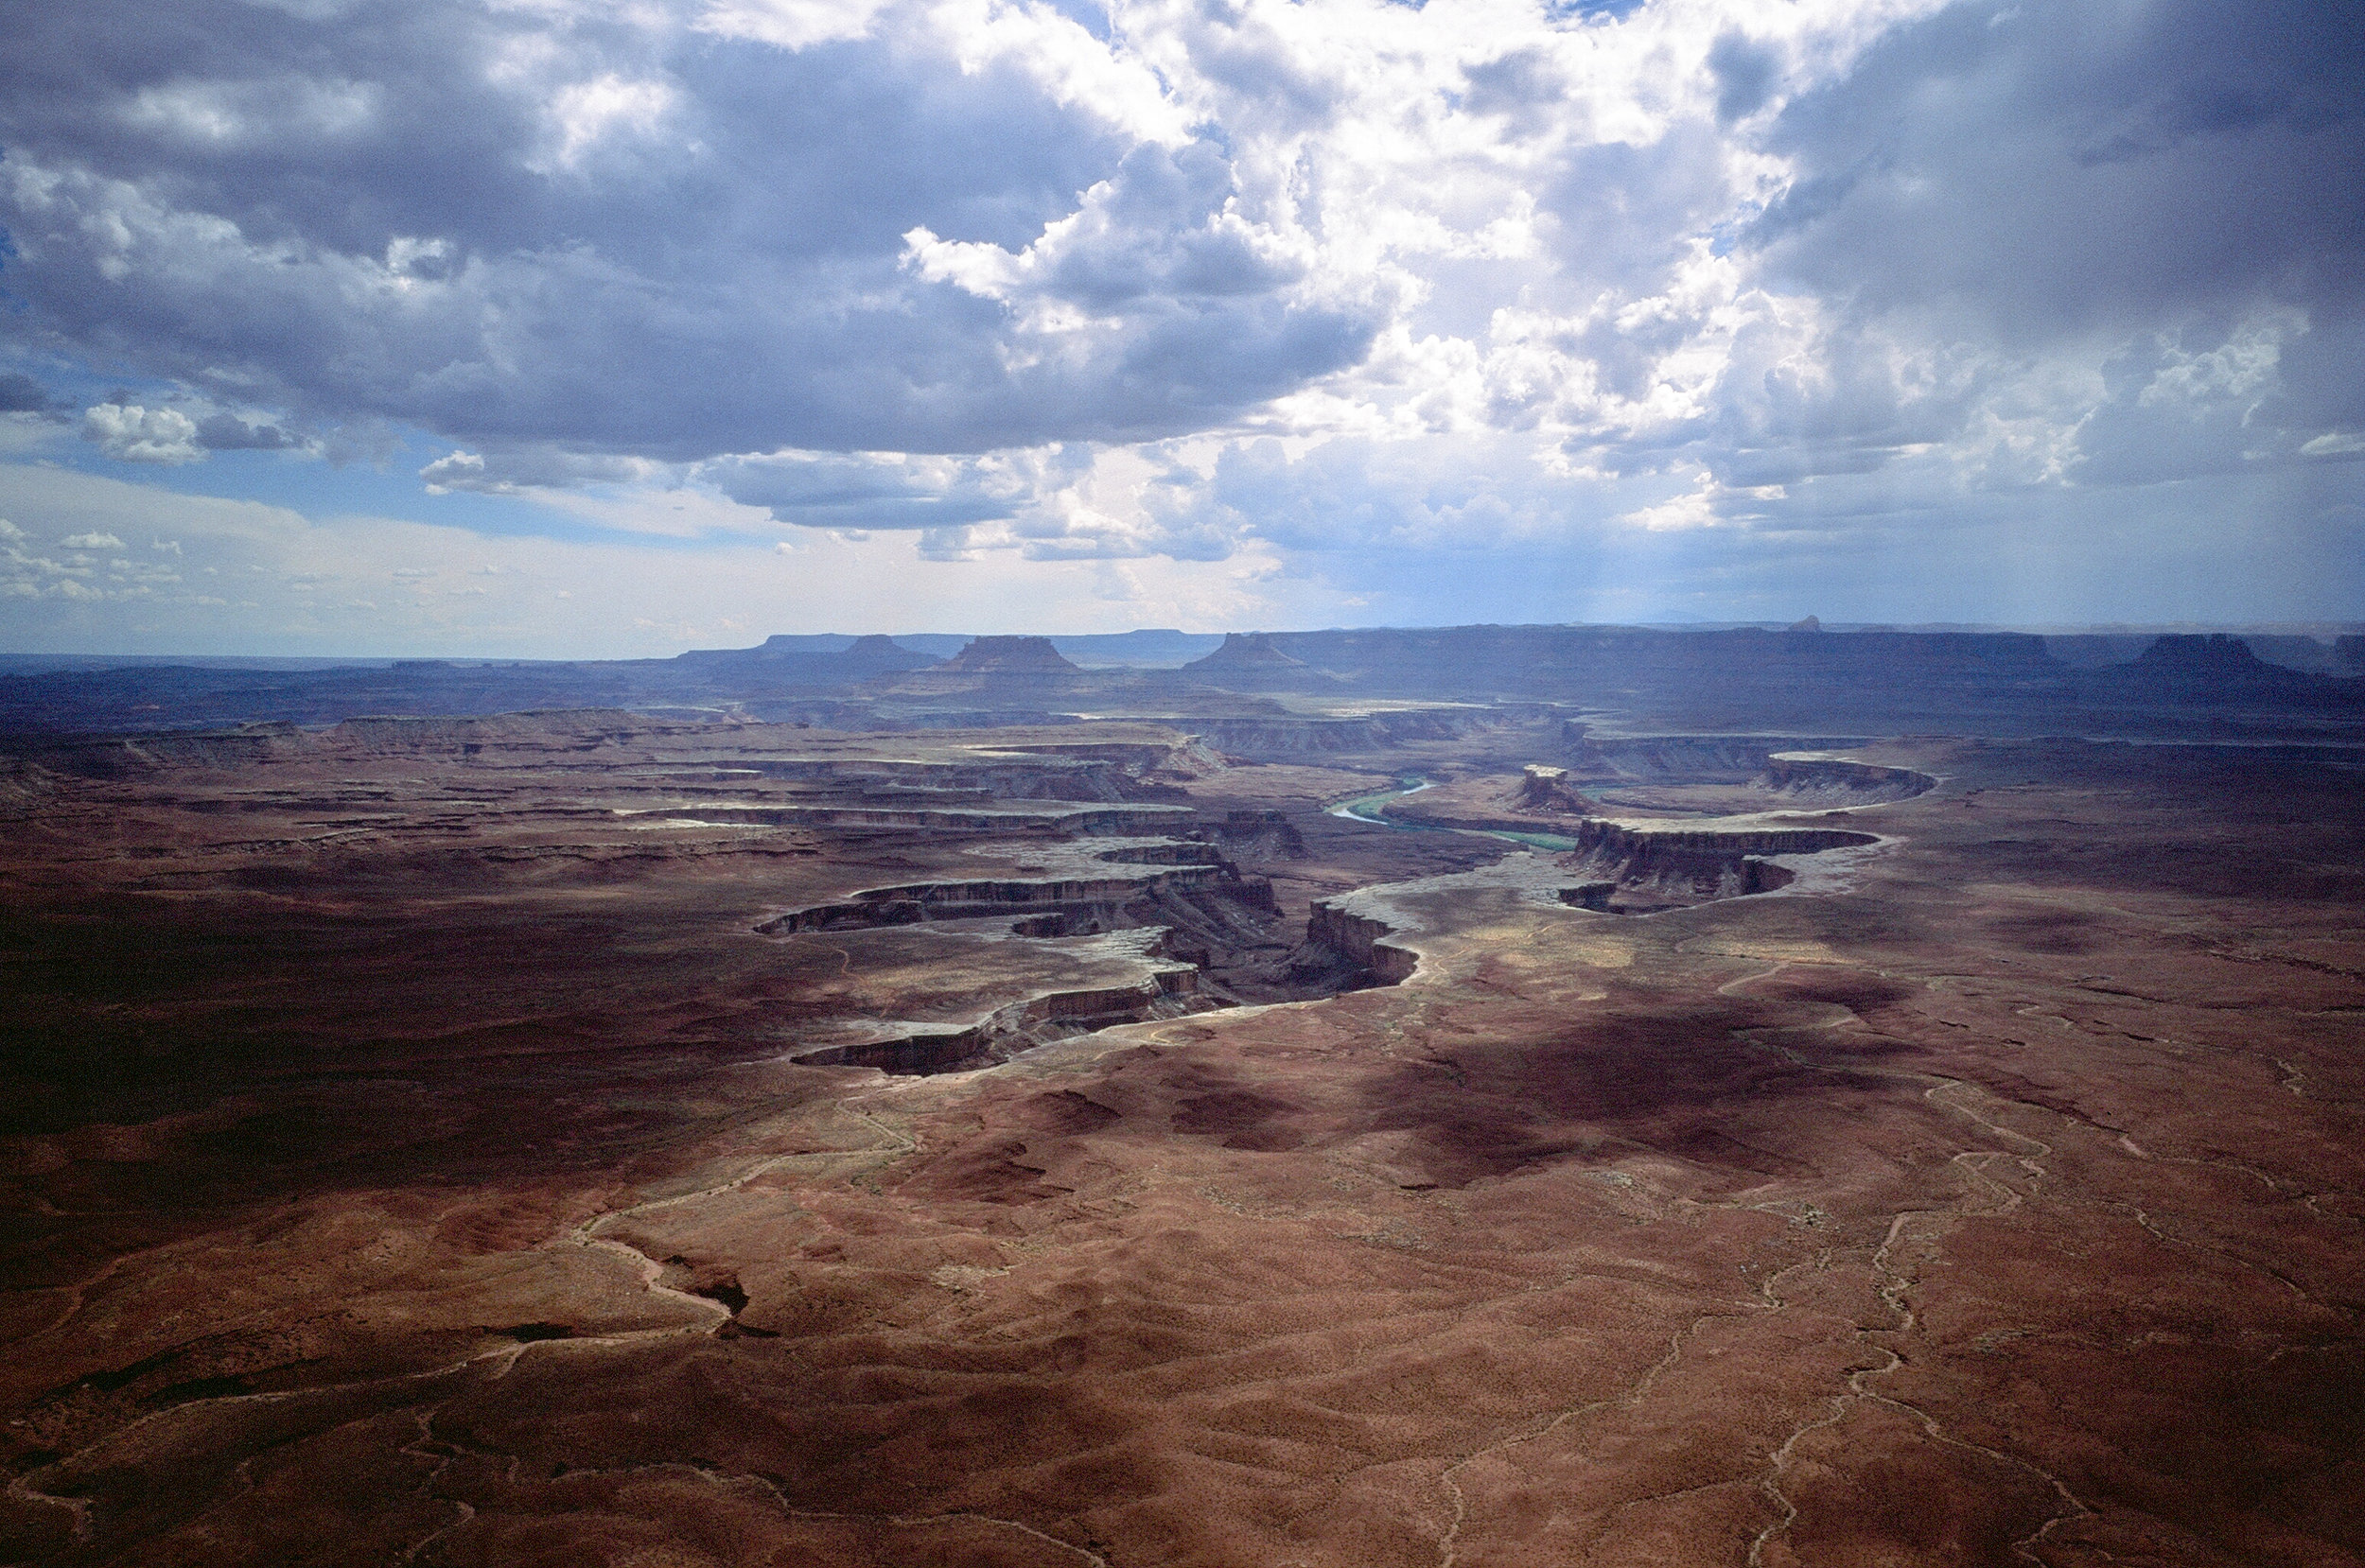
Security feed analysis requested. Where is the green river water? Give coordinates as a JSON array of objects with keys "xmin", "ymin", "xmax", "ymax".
[{"xmin": 1325, "ymin": 777, "xmax": 1583, "ymax": 853}]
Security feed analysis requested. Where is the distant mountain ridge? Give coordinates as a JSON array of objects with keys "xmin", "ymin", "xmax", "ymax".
[
  {"xmin": 673, "ymin": 630, "xmax": 1221, "ymax": 666},
  {"xmin": 676, "ymin": 633, "xmax": 940, "ymax": 679},
  {"xmin": 1, "ymin": 624, "xmax": 2357, "ymax": 737}
]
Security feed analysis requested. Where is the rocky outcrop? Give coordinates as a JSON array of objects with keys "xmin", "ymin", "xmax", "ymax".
[
  {"xmin": 1302, "ymin": 901, "xmax": 1420, "ymax": 985},
  {"xmin": 979, "ymin": 738, "xmax": 1227, "ymax": 777},
  {"xmin": 1191, "ymin": 707, "xmax": 1499, "ymax": 759},
  {"xmin": 1550, "ymin": 731, "xmax": 1935, "ymax": 810},
  {"xmin": 1757, "ymin": 756, "xmax": 1936, "ymax": 803},
  {"xmin": 330, "ymin": 710, "xmax": 660, "ymax": 754},
  {"xmin": 0, "ymin": 756, "xmax": 59, "ymax": 814},
  {"xmin": 1206, "ymin": 809, "xmax": 1309, "ymax": 862},
  {"xmin": 679, "ymin": 802, "xmax": 1196, "ymax": 833},
  {"xmin": 1515, "ymin": 765, "xmax": 1594, "ymax": 813},
  {"xmin": 1555, "ymin": 881, "xmax": 1621, "ymax": 912},
  {"xmin": 755, "ymin": 839, "xmax": 1276, "ymax": 936},
  {"xmin": 19, "ymin": 721, "xmax": 322, "ymax": 776},
  {"xmin": 789, "ymin": 967, "xmax": 1205, "ymax": 1075},
  {"xmin": 686, "ymin": 736, "xmax": 1218, "ymax": 805},
  {"xmin": 1563, "ymin": 730, "xmax": 1870, "ymax": 782},
  {"xmin": 1558, "ymin": 818, "xmax": 1877, "ymax": 912},
  {"xmin": 1568, "ymin": 819, "xmax": 1876, "ymax": 860}
]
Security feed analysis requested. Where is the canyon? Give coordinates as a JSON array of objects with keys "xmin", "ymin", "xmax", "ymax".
[{"xmin": 0, "ymin": 627, "xmax": 2360, "ymax": 1566}]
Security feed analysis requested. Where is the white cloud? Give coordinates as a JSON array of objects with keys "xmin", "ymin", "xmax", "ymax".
[
  {"xmin": 539, "ymin": 74, "xmax": 679, "ymax": 172},
  {"xmin": 0, "ymin": 461, "xmax": 1344, "ymax": 654},
  {"xmin": 82, "ymin": 404, "xmax": 205, "ymax": 464},
  {"xmin": 96, "ymin": 407, "xmax": 196, "ymax": 463},
  {"xmin": 1618, "ymin": 477, "xmax": 1726, "ymax": 533},
  {"xmin": 696, "ymin": 0, "xmax": 891, "ymax": 51},
  {"xmin": 61, "ymin": 531, "xmax": 129, "ymax": 549},
  {"xmin": 122, "ymin": 75, "xmax": 378, "ymax": 147}
]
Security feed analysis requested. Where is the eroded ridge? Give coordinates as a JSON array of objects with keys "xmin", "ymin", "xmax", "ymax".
[
  {"xmin": 753, "ymin": 835, "xmax": 1272, "ymax": 937},
  {"xmin": 750, "ymin": 810, "xmax": 1458, "ymax": 1073},
  {"xmin": 765, "ymin": 807, "xmax": 1896, "ymax": 1078},
  {"xmin": 1555, "ymin": 818, "xmax": 1883, "ymax": 914}
]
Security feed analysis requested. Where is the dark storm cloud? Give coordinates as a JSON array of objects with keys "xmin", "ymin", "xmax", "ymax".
[
  {"xmin": 707, "ymin": 451, "xmax": 1022, "ymax": 531},
  {"xmin": 1706, "ymin": 31, "xmax": 1778, "ymax": 125},
  {"xmin": 1749, "ymin": 0, "xmax": 2365, "ymax": 341},
  {"xmin": 195, "ymin": 411, "xmax": 300, "ymax": 450},
  {"xmin": 0, "ymin": 373, "xmax": 61, "ymax": 414},
  {"xmin": 0, "ymin": 0, "xmax": 1373, "ymax": 462}
]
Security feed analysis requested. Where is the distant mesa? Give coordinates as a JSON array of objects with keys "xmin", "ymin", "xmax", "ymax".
[
  {"xmin": 1199, "ymin": 633, "xmax": 1305, "ymax": 669},
  {"xmin": 938, "ymin": 636, "xmax": 1083, "ymax": 675},
  {"xmin": 2070, "ymin": 632, "xmax": 2365, "ymax": 709},
  {"xmin": 1180, "ymin": 633, "xmax": 1340, "ymax": 690},
  {"xmin": 9, "ymin": 621, "xmax": 2357, "ymax": 740},
  {"xmin": 2134, "ymin": 632, "xmax": 2267, "ymax": 673},
  {"xmin": 676, "ymin": 633, "xmax": 939, "ymax": 678},
  {"xmin": 833, "ymin": 634, "xmax": 939, "ymax": 672},
  {"xmin": 1787, "ymin": 615, "xmax": 1823, "ymax": 633},
  {"xmin": 870, "ymin": 635, "xmax": 1097, "ymax": 701},
  {"xmin": 2118, "ymin": 633, "xmax": 2286, "ymax": 695}
]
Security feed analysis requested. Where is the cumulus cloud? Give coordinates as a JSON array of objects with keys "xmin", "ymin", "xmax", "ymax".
[
  {"xmin": 1751, "ymin": 0, "xmax": 2365, "ymax": 342},
  {"xmin": 81, "ymin": 403, "xmax": 204, "ymax": 462},
  {"xmin": 419, "ymin": 447, "xmax": 665, "ymax": 495}
]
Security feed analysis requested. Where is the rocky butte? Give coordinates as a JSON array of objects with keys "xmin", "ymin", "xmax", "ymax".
[{"xmin": 0, "ymin": 622, "xmax": 2359, "ymax": 1566}]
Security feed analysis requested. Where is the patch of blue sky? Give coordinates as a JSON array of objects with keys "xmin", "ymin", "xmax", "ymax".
[
  {"xmin": 1546, "ymin": 0, "xmax": 1649, "ymax": 20},
  {"xmin": 44, "ymin": 429, "xmax": 708, "ymax": 549}
]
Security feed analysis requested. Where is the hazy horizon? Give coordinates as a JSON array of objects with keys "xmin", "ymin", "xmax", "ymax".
[{"xmin": 7, "ymin": 618, "xmax": 2365, "ymax": 670}]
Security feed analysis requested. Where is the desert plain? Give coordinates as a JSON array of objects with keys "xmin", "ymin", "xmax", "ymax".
[{"xmin": 0, "ymin": 628, "xmax": 2361, "ymax": 1566}]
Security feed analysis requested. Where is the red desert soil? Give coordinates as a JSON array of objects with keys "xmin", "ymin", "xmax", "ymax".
[{"xmin": 0, "ymin": 717, "xmax": 2359, "ymax": 1566}]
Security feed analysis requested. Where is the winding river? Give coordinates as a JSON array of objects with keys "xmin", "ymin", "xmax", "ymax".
[{"xmin": 1326, "ymin": 776, "xmax": 1585, "ymax": 853}]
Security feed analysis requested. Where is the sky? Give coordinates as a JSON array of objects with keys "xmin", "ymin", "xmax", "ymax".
[{"xmin": 0, "ymin": 0, "xmax": 2360, "ymax": 656}]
